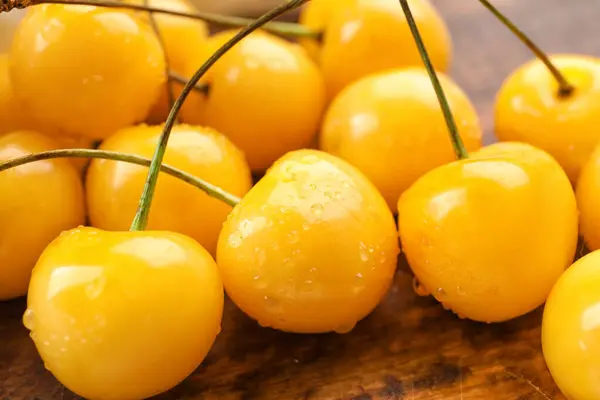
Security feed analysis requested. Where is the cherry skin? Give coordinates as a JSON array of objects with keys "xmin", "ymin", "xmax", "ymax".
[
  {"xmin": 217, "ymin": 149, "xmax": 399, "ymax": 334},
  {"xmin": 398, "ymin": 141, "xmax": 578, "ymax": 322},
  {"xmin": 320, "ymin": 67, "xmax": 482, "ymax": 212},
  {"xmin": 575, "ymin": 143, "xmax": 600, "ymax": 251},
  {"xmin": 0, "ymin": 131, "xmax": 86, "ymax": 301},
  {"xmin": 542, "ymin": 250, "xmax": 600, "ymax": 400},
  {"xmin": 297, "ymin": 0, "xmax": 347, "ymax": 62},
  {"xmin": 86, "ymin": 124, "xmax": 252, "ymax": 255},
  {"xmin": 179, "ymin": 31, "xmax": 326, "ymax": 172},
  {"xmin": 9, "ymin": 4, "xmax": 166, "ymax": 139},
  {"xmin": 123, "ymin": 0, "xmax": 209, "ymax": 123},
  {"xmin": 495, "ymin": 54, "xmax": 600, "ymax": 184},
  {"xmin": 0, "ymin": 54, "xmax": 33, "ymax": 135},
  {"xmin": 24, "ymin": 227, "xmax": 224, "ymax": 400},
  {"xmin": 300, "ymin": 0, "xmax": 452, "ymax": 100}
]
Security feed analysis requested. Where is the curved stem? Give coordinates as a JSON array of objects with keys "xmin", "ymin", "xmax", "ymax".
[
  {"xmin": 169, "ymin": 71, "xmax": 210, "ymax": 96},
  {"xmin": 398, "ymin": 0, "xmax": 468, "ymax": 160},
  {"xmin": 477, "ymin": 0, "xmax": 574, "ymax": 98},
  {"xmin": 0, "ymin": 148, "xmax": 241, "ymax": 207},
  {"xmin": 3, "ymin": 0, "xmax": 320, "ymax": 40},
  {"xmin": 130, "ymin": 0, "xmax": 310, "ymax": 232}
]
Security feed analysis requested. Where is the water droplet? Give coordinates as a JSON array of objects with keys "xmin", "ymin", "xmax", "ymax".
[
  {"xmin": 44, "ymin": 363, "xmax": 51, "ymax": 371},
  {"xmin": 412, "ymin": 277, "xmax": 430, "ymax": 296},
  {"xmin": 29, "ymin": 332, "xmax": 37, "ymax": 341},
  {"xmin": 292, "ymin": 249, "xmax": 301, "ymax": 256},
  {"xmin": 309, "ymin": 183, "xmax": 317, "ymax": 190},
  {"xmin": 64, "ymin": 335, "xmax": 70, "ymax": 342},
  {"xmin": 334, "ymin": 322, "xmax": 356, "ymax": 334},
  {"xmin": 80, "ymin": 338, "xmax": 88, "ymax": 344},
  {"xmin": 456, "ymin": 286, "xmax": 466, "ymax": 296},
  {"xmin": 359, "ymin": 243, "xmax": 369, "ymax": 262},
  {"xmin": 368, "ymin": 245, "xmax": 375, "ymax": 253},
  {"xmin": 356, "ymin": 272, "xmax": 364, "ymax": 279},
  {"xmin": 228, "ymin": 233, "xmax": 242, "ymax": 248},
  {"xmin": 288, "ymin": 231, "xmax": 299, "ymax": 244},
  {"xmin": 43, "ymin": 340, "xmax": 50, "ymax": 346},
  {"xmin": 333, "ymin": 191, "xmax": 343, "ymax": 200},
  {"xmin": 293, "ymin": 358, "xmax": 300, "ymax": 364},
  {"xmin": 23, "ymin": 309, "xmax": 35, "ymax": 331},
  {"xmin": 311, "ymin": 203, "xmax": 324, "ymax": 216},
  {"xmin": 254, "ymin": 248, "xmax": 266, "ymax": 266},
  {"xmin": 59, "ymin": 347, "xmax": 67, "ymax": 353},
  {"xmin": 85, "ymin": 275, "xmax": 107, "ymax": 299},
  {"xmin": 302, "ymin": 223, "xmax": 311, "ymax": 231},
  {"xmin": 436, "ymin": 288, "xmax": 446, "ymax": 298}
]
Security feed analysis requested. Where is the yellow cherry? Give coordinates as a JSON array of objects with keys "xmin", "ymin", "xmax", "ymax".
[
  {"xmin": 313, "ymin": 0, "xmax": 452, "ymax": 100},
  {"xmin": 0, "ymin": 131, "xmax": 85, "ymax": 300},
  {"xmin": 9, "ymin": 4, "xmax": 166, "ymax": 139},
  {"xmin": 217, "ymin": 149, "xmax": 399, "ymax": 334},
  {"xmin": 297, "ymin": 0, "xmax": 348, "ymax": 62},
  {"xmin": 25, "ymin": 227, "xmax": 223, "ymax": 399},
  {"xmin": 180, "ymin": 31, "xmax": 326, "ymax": 172},
  {"xmin": 86, "ymin": 124, "xmax": 252, "ymax": 255},
  {"xmin": 542, "ymin": 250, "xmax": 600, "ymax": 400},
  {"xmin": 320, "ymin": 67, "xmax": 482, "ymax": 212},
  {"xmin": 398, "ymin": 141, "xmax": 578, "ymax": 322},
  {"xmin": 495, "ymin": 54, "xmax": 600, "ymax": 184},
  {"xmin": 575, "ymin": 143, "xmax": 600, "ymax": 251},
  {"xmin": 122, "ymin": 0, "xmax": 210, "ymax": 123}
]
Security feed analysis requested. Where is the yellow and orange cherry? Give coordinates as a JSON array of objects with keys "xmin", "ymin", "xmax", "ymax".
[
  {"xmin": 86, "ymin": 123, "xmax": 252, "ymax": 255},
  {"xmin": 495, "ymin": 54, "xmax": 600, "ymax": 184},
  {"xmin": 123, "ymin": 0, "xmax": 210, "ymax": 123},
  {"xmin": 398, "ymin": 141, "xmax": 578, "ymax": 323},
  {"xmin": 24, "ymin": 227, "xmax": 224, "ymax": 400},
  {"xmin": 9, "ymin": 4, "xmax": 166, "ymax": 140},
  {"xmin": 320, "ymin": 67, "xmax": 482, "ymax": 212},
  {"xmin": 299, "ymin": 0, "xmax": 452, "ymax": 100},
  {"xmin": 217, "ymin": 149, "xmax": 399, "ymax": 334},
  {"xmin": 575, "ymin": 143, "xmax": 600, "ymax": 251},
  {"xmin": 542, "ymin": 250, "xmax": 600, "ymax": 400},
  {"xmin": 0, "ymin": 130, "xmax": 86, "ymax": 301},
  {"xmin": 179, "ymin": 30, "xmax": 326, "ymax": 172}
]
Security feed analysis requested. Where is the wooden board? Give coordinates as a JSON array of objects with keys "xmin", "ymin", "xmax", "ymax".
[{"xmin": 1, "ymin": 0, "xmax": 600, "ymax": 398}]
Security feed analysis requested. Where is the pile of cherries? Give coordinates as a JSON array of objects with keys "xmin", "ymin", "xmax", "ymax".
[{"xmin": 1, "ymin": 0, "xmax": 599, "ymax": 399}]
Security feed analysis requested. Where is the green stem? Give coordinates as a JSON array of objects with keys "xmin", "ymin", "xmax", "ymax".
[
  {"xmin": 398, "ymin": 0, "xmax": 468, "ymax": 160},
  {"xmin": 0, "ymin": 148, "xmax": 241, "ymax": 207},
  {"xmin": 477, "ymin": 0, "xmax": 574, "ymax": 98},
  {"xmin": 130, "ymin": 0, "xmax": 310, "ymax": 232},
  {"xmin": 4, "ymin": 0, "xmax": 320, "ymax": 40},
  {"xmin": 169, "ymin": 71, "xmax": 210, "ymax": 95}
]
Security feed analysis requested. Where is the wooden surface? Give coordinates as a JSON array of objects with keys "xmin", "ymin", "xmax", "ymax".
[{"xmin": 2, "ymin": 1, "xmax": 600, "ymax": 399}]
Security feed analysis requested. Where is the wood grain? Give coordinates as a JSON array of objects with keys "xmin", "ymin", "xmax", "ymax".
[{"xmin": 1, "ymin": 1, "xmax": 600, "ymax": 399}]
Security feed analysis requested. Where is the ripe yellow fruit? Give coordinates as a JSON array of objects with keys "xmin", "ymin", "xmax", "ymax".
[
  {"xmin": 9, "ymin": 4, "xmax": 166, "ymax": 139},
  {"xmin": 320, "ymin": 67, "xmax": 482, "ymax": 212},
  {"xmin": 217, "ymin": 149, "xmax": 399, "ymax": 334},
  {"xmin": 25, "ymin": 227, "xmax": 224, "ymax": 400},
  {"xmin": 398, "ymin": 142, "xmax": 578, "ymax": 322}
]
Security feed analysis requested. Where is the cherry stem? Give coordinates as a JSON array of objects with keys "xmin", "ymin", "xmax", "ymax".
[
  {"xmin": 130, "ymin": 0, "xmax": 311, "ymax": 232},
  {"xmin": 169, "ymin": 71, "xmax": 210, "ymax": 95},
  {"xmin": 477, "ymin": 0, "xmax": 574, "ymax": 98},
  {"xmin": 0, "ymin": 148, "xmax": 241, "ymax": 207},
  {"xmin": 398, "ymin": 0, "xmax": 468, "ymax": 160},
  {"xmin": 5, "ymin": 0, "xmax": 320, "ymax": 40}
]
